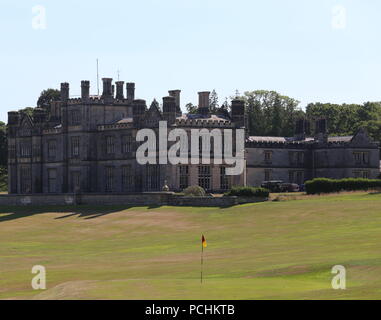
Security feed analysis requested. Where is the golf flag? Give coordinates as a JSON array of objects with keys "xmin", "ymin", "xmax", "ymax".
[{"xmin": 202, "ymin": 235, "xmax": 207, "ymax": 248}]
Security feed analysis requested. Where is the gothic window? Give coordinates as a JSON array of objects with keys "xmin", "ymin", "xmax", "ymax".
[
  {"xmin": 48, "ymin": 169, "xmax": 57, "ymax": 193},
  {"xmin": 70, "ymin": 109, "xmax": 81, "ymax": 125},
  {"xmin": 20, "ymin": 167, "xmax": 32, "ymax": 194},
  {"xmin": 71, "ymin": 137, "xmax": 80, "ymax": 157},
  {"xmin": 264, "ymin": 169, "xmax": 272, "ymax": 182},
  {"xmin": 353, "ymin": 152, "xmax": 362, "ymax": 165},
  {"xmin": 264, "ymin": 151, "xmax": 273, "ymax": 164},
  {"xmin": 179, "ymin": 165, "xmax": 189, "ymax": 190},
  {"xmin": 220, "ymin": 166, "xmax": 230, "ymax": 190},
  {"xmin": 353, "ymin": 152, "xmax": 370, "ymax": 165},
  {"xmin": 105, "ymin": 167, "xmax": 114, "ymax": 192},
  {"xmin": 145, "ymin": 165, "xmax": 160, "ymax": 191},
  {"xmin": 198, "ymin": 165, "xmax": 211, "ymax": 191},
  {"xmin": 20, "ymin": 142, "xmax": 31, "ymax": 157},
  {"xmin": 48, "ymin": 140, "xmax": 56, "ymax": 158},
  {"xmin": 122, "ymin": 135, "xmax": 133, "ymax": 153},
  {"xmin": 122, "ymin": 165, "xmax": 133, "ymax": 191},
  {"xmin": 106, "ymin": 136, "xmax": 115, "ymax": 155},
  {"xmin": 289, "ymin": 170, "xmax": 304, "ymax": 184}
]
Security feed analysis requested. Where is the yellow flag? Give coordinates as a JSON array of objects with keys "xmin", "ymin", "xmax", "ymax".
[{"xmin": 202, "ymin": 235, "xmax": 207, "ymax": 248}]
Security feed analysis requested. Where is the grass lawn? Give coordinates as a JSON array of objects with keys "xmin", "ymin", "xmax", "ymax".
[{"xmin": 1, "ymin": 192, "xmax": 381, "ymax": 299}]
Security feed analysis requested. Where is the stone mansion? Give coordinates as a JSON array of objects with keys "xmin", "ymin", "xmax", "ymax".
[{"xmin": 7, "ymin": 78, "xmax": 380, "ymax": 194}]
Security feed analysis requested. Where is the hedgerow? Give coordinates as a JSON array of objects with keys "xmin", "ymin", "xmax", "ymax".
[
  {"xmin": 225, "ymin": 186, "xmax": 270, "ymax": 198},
  {"xmin": 305, "ymin": 178, "xmax": 381, "ymax": 195}
]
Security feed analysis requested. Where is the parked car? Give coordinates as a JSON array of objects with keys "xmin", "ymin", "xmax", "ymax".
[
  {"xmin": 261, "ymin": 181, "xmax": 300, "ymax": 193},
  {"xmin": 261, "ymin": 181, "xmax": 284, "ymax": 193},
  {"xmin": 280, "ymin": 183, "xmax": 300, "ymax": 192}
]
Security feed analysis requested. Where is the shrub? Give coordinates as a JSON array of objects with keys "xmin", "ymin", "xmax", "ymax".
[
  {"xmin": 183, "ymin": 186, "xmax": 206, "ymax": 197},
  {"xmin": 0, "ymin": 166, "xmax": 7, "ymax": 192},
  {"xmin": 305, "ymin": 178, "xmax": 381, "ymax": 195},
  {"xmin": 225, "ymin": 186, "xmax": 270, "ymax": 198}
]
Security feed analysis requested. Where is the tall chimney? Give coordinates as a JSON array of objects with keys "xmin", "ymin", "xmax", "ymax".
[
  {"xmin": 81, "ymin": 80, "xmax": 90, "ymax": 101},
  {"xmin": 231, "ymin": 99, "xmax": 246, "ymax": 128},
  {"xmin": 132, "ymin": 99, "xmax": 146, "ymax": 127},
  {"xmin": 115, "ymin": 81, "xmax": 125, "ymax": 100},
  {"xmin": 198, "ymin": 91, "xmax": 210, "ymax": 115},
  {"xmin": 60, "ymin": 82, "xmax": 69, "ymax": 102},
  {"xmin": 101, "ymin": 78, "xmax": 113, "ymax": 98},
  {"xmin": 168, "ymin": 90, "xmax": 181, "ymax": 113},
  {"xmin": 127, "ymin": 83, "xmax": 135, "ymax": 101}
]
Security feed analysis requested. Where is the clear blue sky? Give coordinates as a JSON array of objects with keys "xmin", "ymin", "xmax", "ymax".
[{"xmin": 0, "ymin": 0, "xmax": 380, "ymax": 122}]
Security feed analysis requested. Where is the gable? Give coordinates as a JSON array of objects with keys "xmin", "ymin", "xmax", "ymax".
[
  {"xmin": 350, "ymin": 128, "xmax": 377, "ymax": 147},
  {"xmin": 19, "ymin": 115, "xmax": 34, "ymax": 136}
]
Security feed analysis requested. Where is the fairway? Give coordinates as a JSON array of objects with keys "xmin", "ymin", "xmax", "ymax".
[{"xmin": 1, "ymin": 192, "xmax": 381, "ymax": 300}]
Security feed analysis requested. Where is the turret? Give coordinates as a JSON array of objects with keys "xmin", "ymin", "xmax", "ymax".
[
  {"xmin": 81, "ymin": 80, "xmax": 90, "ymax": 101},
  {"xmin": 60, "ymin": 82, "xmax": 69, "ymax": 102}
]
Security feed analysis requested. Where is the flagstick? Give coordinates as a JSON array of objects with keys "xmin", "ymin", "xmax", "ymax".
[{"xmin": 200, "ymin": 243, "xmax": 204, "ymax": 284}]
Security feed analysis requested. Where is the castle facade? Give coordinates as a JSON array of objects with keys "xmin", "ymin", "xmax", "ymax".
[{"xmin": 7, "ymin": 79, "xmax": 380, "ymax": 194}]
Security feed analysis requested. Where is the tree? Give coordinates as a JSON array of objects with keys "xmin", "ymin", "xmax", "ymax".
[
  {"xmin": 270, "ymin": 96, "xmax": 282, "ymax": 136},
  {"xmin": 239, "ymin": 90, "xmax": 302, "ymax": 136},
  {"xmin": 209, "ymin": 89, "xmax": 219, "ymax": 114},
  {"xmin": 37, "ymin": 88, "xmax": 60, "ymax": 110},
  {"xmin": 186, "ymin": 103, "xmax": 198, "ymax": 114},
  {"xmin": 18, "ymin": 107, "xmax": 34, "ymax": 117}
]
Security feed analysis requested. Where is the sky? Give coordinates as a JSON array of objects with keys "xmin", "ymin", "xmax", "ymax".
[{"xmin": 0, "ymin": 0, "xmax": 380, "ymax": 122}]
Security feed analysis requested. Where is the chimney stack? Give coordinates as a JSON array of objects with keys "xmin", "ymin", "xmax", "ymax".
[
  {"xmin": 127, "ymin": 83, "xmax": 135, "ymax": 101},
  {"xmin": 81, "ymin": 80, "xmax": 90, "ymax": 101},
  {"xmin": 198, "ymin": 91, "xmax": 210, "ymax": 115},
  {"xmin": 168, "ymin": 90, "xmax": 181, "ymax": 114},
  {"xmin": 101, "ymin": 78, "xmax": 113, "ymax": 98},
  {"xmin": 132, "ymin": 99, "xmax": 146, "ymax": 127},
  {"xmin": 231, "ymin": 99, "xmax": 246, "ymax": 128},
  {"xmin": 163, "ymin": 96, "xmax": 177, "ymax": 125},
  {"xmin": 60, "ymin": 82, "xmax": 69, "ymax": 102},
  {"xmin": 115, "ymin": 81, "xmax": 125, "ymax": 100}
]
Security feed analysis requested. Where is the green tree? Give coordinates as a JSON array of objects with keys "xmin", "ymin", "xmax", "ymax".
[
  {"xmin": 37, "ymin": 88, "xmax": 60, "ymax": 110},
  {"xmin": 209, "ymin": 89, "xmax": 219, "ymax": 114},
  {"xmin": 239, "ymin": 90, "xmax": 301, "ymax": 136},
  {"xmin": 185, "ymin": 103, "xmax": 198, "ymax": 114}
]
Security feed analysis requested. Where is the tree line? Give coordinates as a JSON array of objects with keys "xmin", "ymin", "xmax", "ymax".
[{"xmin": 186, "ymin": 90, "xmax": 381, "ymax": 142}]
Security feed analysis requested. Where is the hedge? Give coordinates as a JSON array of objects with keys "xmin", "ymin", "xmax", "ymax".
[
  {"xmin": 305, "ymin": 178, "xmax": 381, "ymax": 195},
  {"xmin": 225, "ymin": 186, "xmax": 270, "ymax": 198}
]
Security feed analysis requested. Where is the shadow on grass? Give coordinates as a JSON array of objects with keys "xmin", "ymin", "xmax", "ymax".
[
  {"xmin": 0, "ymin": 202, "xmax": 240, "ymax": 223},
  {"xmin": 0, "ymin": 204, "xmax": 166, "ymax": 223}
]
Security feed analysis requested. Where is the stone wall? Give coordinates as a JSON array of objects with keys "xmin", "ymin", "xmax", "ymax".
[{"xmin": 0, "ymin": 193, "xmax": 266, "ymax": 207}]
